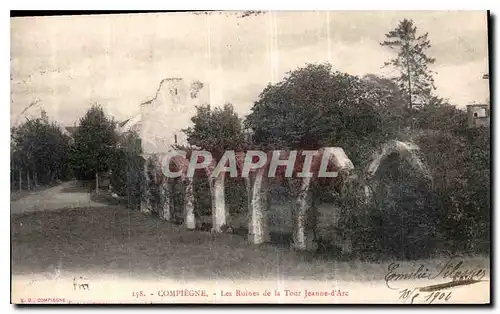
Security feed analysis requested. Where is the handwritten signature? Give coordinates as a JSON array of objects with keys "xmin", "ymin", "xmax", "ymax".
[
  {"xmin": 384, "ymin": 256, "xmax": 487, "ymax": 290},
  {"xmin": 73, "ymin": 276, "xmax": 90, "ymax": 291}
]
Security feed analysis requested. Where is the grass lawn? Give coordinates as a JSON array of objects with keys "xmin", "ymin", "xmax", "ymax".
[{"xmin": 11, "ymin": 206, "xmax": 490, "ymax": 282}]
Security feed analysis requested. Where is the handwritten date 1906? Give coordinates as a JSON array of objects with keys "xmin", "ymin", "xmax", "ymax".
[{"xmin": 399, "ymin": 288, "xmax": 452, "ymax": 304}]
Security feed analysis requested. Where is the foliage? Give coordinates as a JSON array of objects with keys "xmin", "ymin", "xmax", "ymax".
[
  {"xmin": 124, "ymin": 56, "xmax": 487, "ymax": 262},
  {"xmin": 193, "ymin": 173, "xmax": 212, "ymax": 216},
  {"xmin": 190, "ymin": 80, "xmax": 204, "ymax": 99},
  {"xmin": 11, "ymin": 117, "xmax": 72, "ymax": 186},
  {"xmin": 109, "ymin": 150, "xmax": 128, "ymax": 197},
  {"xmin": 414, "ymin": 102, "xmax": 468, "ymax": 133},
  {"xmin": 415, "ymin": 128, "xmax": 490, "ymax": 254},
  {"xmin": 109, "ymin": 130, "xmax": 144, "ymax": 205},
  {"xmin": 361, "ymin": 74, "xmax": 410, "ymax": 132},
  {"xmin": 71, "ymin": 105, "xmax": 117, "ymax": 180},
  {"xmin": 246, "ymin": 63, "xmax": 395, "ymax": 165},
  {"xmin": 183, "ymin": 103, "xmax": 245, "ymax": 160},
  {"xmin": 335, "ymin": 153, "xmax": 437, "ymax": 260},
  {"xmin": 225, "ymin": 178, "xmax": 248, "ymax": 214},
  {"xmin": 146, "ymin": 154, "xmax": 162, "ymax": 214},
  {"xmin": 193, "ymin": 176, "xmax": 248, "ymax": 217},
  {"xmin": 125, "ymin": 152, "xmax": 145, "ymax": 210},
  {"xmin": 330, "ymin": 127, "xmax": 490, "ymax": 260},
  {"xmin": 380, "ymin": 18, "xmax": 437, "ymax": 109}
]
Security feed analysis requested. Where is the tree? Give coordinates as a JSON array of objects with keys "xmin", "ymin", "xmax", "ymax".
[
  {"xmin": 361, "ymin": 74, "xmax": 409, "ymax": 132},
  {"xmin": 183, "ymin": 103, "xmax": 245, "ymax": 159},
  {"xmin": 71, "ymin": 105, "xmax": 117, "ymax": 180},
  {"xmin": 11, "ymin": 118, "xmax": 72, "ymax": 186},
  {"xmin": 183, "ymin": 103, "xmax": 247, "ymax": 222},
  {"xmin": 245, "ymin": 63, "xmax": 388, "ymax": 165},
  {"xmin": 380, "ymin": 19, "xmax": 437, "ymax": 110},
  {"xmin": 414, "ymin": 101, "xmax": 468, "ymax": 133}
]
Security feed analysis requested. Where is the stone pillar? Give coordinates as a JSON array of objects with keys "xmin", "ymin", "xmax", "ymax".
[
  {"xmin": 247, "ymin": 168, "xmax": 269, "ymax": 244},
  {"xmin": 292, "ymin": 176, "xmax": 313, "ymax": 251},
  {"xmin": 210, "ymin": 173, "xmax": 227, "ymax": 232},
  {"xmin": 184, "ymin": 176, "xmax": 196, "ymax": 229}
]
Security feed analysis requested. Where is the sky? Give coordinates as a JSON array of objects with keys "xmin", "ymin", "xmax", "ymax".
[{"xmin": 10, "ymin": 11, "xmax": 490, "ymax": 126}]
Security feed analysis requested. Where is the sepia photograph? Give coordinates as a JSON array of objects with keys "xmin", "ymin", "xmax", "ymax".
[{"xmin": 10, "ymin": 10, "xmax": 491, "ymax": 304}]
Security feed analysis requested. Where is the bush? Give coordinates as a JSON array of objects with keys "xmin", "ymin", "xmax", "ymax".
[
  {"xmin": 328, "ymin": 128, "xmax": 490, "ymax": 260},
  {"xmin": 109, "ymin": 150, "xmax": 128, "ymax": 197},
  {"xmin": 146, "ymin": 154, "xmax": 162, "ymax": 214},
  {"xmin": 225, "ymin": 177, "xmax": 248, "ymax": 215},
  {"xmin": 193, "ymin": 172, "xmax": 212, "ymax": 216},
  {"xmin": 415, "ymin": 128, "xmax": 490, "ymax": 254},
  {"xmin": 331, "ymin": 155, "xmax": 436, "ymax": 261},
  {"xmin": 108, "ymin": 131, "xmax": 144, "ymax": 210}
]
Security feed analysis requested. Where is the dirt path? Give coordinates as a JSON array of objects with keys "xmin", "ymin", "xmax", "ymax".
[{"xmin": 10, "ymin": 181, "xmax": 108, "ymax": 215}]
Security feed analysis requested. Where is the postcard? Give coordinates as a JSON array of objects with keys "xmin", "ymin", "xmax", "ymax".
[{"xmin": 10, "ymin": 10, "xmax": 491, "ymax": 304}]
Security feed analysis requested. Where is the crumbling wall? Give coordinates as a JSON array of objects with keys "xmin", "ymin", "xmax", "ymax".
[{"xmin": 119, "ymin": 78, "xmax": 210, "ymax": 154}]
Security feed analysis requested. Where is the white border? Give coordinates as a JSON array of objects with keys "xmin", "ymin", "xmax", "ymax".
[{"xmin": 4, "ymin": 1, "xmax": 498, "ymax": 313}]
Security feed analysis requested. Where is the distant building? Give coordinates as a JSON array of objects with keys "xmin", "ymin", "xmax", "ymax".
[
  {"xmin": 64, "ymin": 125, "xmax": 79, "ymax": 137},
  {"xmin": 467, "ymin": 104, "xmax": 490, "ymax": 128},
  {"xmin": 62, "ymin": 124, "xmax": 79, "ymax": 144}
]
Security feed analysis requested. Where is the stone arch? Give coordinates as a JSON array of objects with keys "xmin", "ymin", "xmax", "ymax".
[
  {"xmin": 152, "ymin": 152, "xmax": 228, "ymax": 232},
  {"xmin": 144, "ymin": 147, "xmax": 355, "ymax": 251},
  {"xmin": 236, "ymin": 148, "xmax": 354, "ymax": 250},
  {"xmin": 361, "ymin": 140, "xmax": 436, "ymax": 259},
  {"xmin": 365, "ymin": 140, "xmax": 432, "ymax": 200}
]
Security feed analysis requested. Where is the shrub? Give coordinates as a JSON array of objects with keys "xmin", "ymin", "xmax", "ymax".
[
  {"xmin": 329, "ymin": 128, "xmax": 490, "ymax": 260},
  {"xmin": 109, "ymin": 131, "xmax": 144, "ymax": 210}
]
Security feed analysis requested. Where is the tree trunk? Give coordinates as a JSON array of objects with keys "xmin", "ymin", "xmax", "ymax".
[
  {"xmin": 211, "ymin": 173, "xmax": 227, "ymax": 233},
  {"xmin": 95, "ymin": 173, "xmax": 99, "ymax": 195},
  {"xmin": 406, "ymin": 52, "xmax": 413, "ymax": 111},
  {"xmin": 27, "ymin": 170, "xmax": 31, "ymax": 191},
  {"xmin": 406, "ymin": 52, "xmax": 413, "ymax": 130},
  {"xmin": 19, "ymin": 169, "xmax": 22, "ymax": 192},
  {"xmin": 292, "ymin": 176, "xmax": 314, "ymax": 251},
  {"xmin": 184, "ymin": 177, "xmax": 195, "ymax": 229},
  {"xmin": 34, "ymin": 171, "xmax": 38, "ymax": 187},
  {"xmin": 160, "ymin": 177, "xmax": 172, "ymax": 221},
  {"xmin": 247, "ymin": 168, "xmax": 269, "ymax": 244}
]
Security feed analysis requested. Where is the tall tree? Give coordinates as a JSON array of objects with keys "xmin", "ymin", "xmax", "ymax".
[
  {"xmin": 71, "ymin": 105, "xmax": 117, "ymax": 180},
  {"xmin": 380, "ymin": 19, "xmax": 437, "ymax": 111}
]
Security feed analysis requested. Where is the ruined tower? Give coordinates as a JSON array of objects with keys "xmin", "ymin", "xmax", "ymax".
[{"xmin": 118, "ymin": 78, "xmax": 210, "ymax": 154}]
